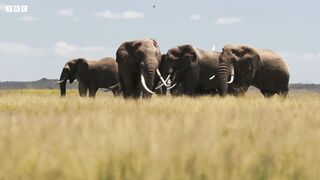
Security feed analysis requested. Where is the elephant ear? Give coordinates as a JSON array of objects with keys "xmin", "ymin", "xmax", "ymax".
[
  {"xmin": 182, "ymin": 45, "xmax": 198, "ymax": 65},
  {"xmin": 66, "ymin": 60, "xmax": 77, "ymax": 83},
  {"xmin": 116, "ymin": 41, "xmax": 134, "ymax": 64},
  {"xmin": 241, "ymin": 46, "xmax": 262, "ymax": 75},
  {"xmin": 75, "ymin": 58, "xmax": 89, "ymax": 80}
]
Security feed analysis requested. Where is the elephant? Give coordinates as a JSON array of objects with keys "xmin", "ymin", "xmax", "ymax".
[
  {"xmin": 153, "ymin": 54, "xmax": 174, "ymax": 95},
  {"xmin": 162, "ymin": 45, "xmax": 220, "ymax": 96},
  {"xmin": 116, "ymin": 39, "xmax": 168, "ymax": 99},
  {"xmin": 56, "ymin": 57, "xmax": 120, "ymax": 97},
  {"xmin": 217, "ymin": 44, "xmax": 290, "ymax": 97}
]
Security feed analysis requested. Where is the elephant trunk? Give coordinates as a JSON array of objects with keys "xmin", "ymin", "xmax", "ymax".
[
  {"xmin": 218, "ymin": 63, "xmax": 233, "ymax": 96},
  {"xmin": 60, "ymin": 81, "xmax": 67, "ymax": 97},
  {"xmin": 58, "ymin": 68, "xmax": 69, "ymax": 97},
  {"xmin": 140, "ymin": 63, "xmax": 157, "ymax": 98},
  {"xmin": 167, "ymin": 70, "xmax": 179, "ymax": 90}
]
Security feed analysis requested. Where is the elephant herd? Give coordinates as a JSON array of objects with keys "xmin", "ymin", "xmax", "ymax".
[{"xmin": 57, "ymin": 38, "xmax": 290, "ymax": 99}]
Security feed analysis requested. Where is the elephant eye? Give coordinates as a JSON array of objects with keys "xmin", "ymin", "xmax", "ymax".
[
  {"xmin": 231, "ymin": 49, "xmax": 241, "ymax": 57},
  {"xmin": 136, "ymin": 51, "xmax": 144, "ymax": 59}
]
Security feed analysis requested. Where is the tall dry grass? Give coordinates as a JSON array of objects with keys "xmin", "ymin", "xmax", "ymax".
[{"xmin": 0, "ymin": 90, "xmax": 319, "ymax": 180}]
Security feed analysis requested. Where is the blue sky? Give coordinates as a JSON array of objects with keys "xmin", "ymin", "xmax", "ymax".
[{"xmin": 0, "ymin": 0, "xmax": 319, "ymax": 83}]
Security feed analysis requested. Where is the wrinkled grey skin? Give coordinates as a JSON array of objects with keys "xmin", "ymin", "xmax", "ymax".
[
  {"xmin": 116, "ymin": 39, "xmax": 161, "ymax": 99},
  {"xmin": 164, "ymin": 45, "xmax": 220, "ymax": 96},
  {"xmin": 218, "ymin": 45, "xmax": 290, "ymax": 97},
  {"xmin": 58, "ymin": 57, "xmax": 120, "ymax": 97}
]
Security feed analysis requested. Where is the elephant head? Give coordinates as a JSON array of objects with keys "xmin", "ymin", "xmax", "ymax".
[
  {"xmin": 56, "ymin": 58, "xmax": 89, "ymax": 97},
  {"xmin": 218, "ymin": 45, "xmax": 261, "ymax": 96},
  {"xmin": 164, "ymin": 45, "xmax": 199, "ymax": 89},
  {"xmin": 116, "ymin": 39, "xmax": 166, "ymax": 98}
]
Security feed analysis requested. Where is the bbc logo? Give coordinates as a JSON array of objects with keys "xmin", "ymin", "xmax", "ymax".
[{"xmin": 6, "ymin": 5, "xmax": 28, "ymax": 13}]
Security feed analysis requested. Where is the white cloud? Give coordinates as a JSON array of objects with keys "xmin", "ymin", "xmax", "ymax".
[
  {"xmin": 94, "ymin": 10, "xmax": 145, "ymax": 19},
  {"xmin": 0, "ymin": 42, "xmax": 47, "ymax": 56},
  {"xmin": 56, "ymin": 9, "xmax": 78, "ymax": 21},
  {"xmin": 297, "ymin": 53, "xmax": 318, "ymax": 60},
  {"xmin": 278, "ymin": 52, "xmax": 320, "ymax": 83},
  {"xmin": 215, "ymin": 17, "xmax": 242, "ymax": 25},
  {"xmin": 190, "ymin": 14, "xmax": 201, "ymax": 21},
  {"xmin": 57, "ymin": 9, "xmax": 73, "ymax": 16},
  {"xmin": 280, "ymin": 52, "xmax": 320, "ymax": 61},
  {"xmin": 54, "ymin": 41, "xmax": 112, "ymax": 58},
  {"xmin": 20, "ymin": 16, "xmax": 37, "ymax": 22},
  {"xmin": 0, "ymin": 4, "xmax": 7, "ymax": 12},
  {"xmin": 54, "ymin": 41, "xmax": 78, "ymax": 57}
]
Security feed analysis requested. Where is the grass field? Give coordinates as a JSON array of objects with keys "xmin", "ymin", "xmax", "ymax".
[{"xmin": 0, "ymin": 90, "xmax": 319, "ymax": 180}]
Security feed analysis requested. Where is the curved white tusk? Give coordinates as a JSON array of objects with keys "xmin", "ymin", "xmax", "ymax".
[
  {"xmin": 164, "ymin": 74, "xmax": 171, "ymax": 82},
  {"xmin": 209, "ymin": 75, "xmax": 215, "ymax": 80},
  {"xmin": 140, "ymin": 74, "xmax": 154, "ymax": 94},
  {"xmin": 228, "ymin": 76, "xmax": 234, "ymax": 84},
  {"xmin": 156, "ymin": 69, "xmax": 168, "ymax": 86},
  {"xmin": 107, "ymin": 83, "xmax": 119, "ymax": 89},
  {"xmin": 103, "ymin": 88, "xmax": 111, "ymax": 92},
  {"xmin": 155, "ymin": 83, "xmax": 164, "ymax": 89},
  {"xmin": 55, "ymin": 80, "xmax": 65, "ymax": 84},
  {"xmin": 167, "ymin": 83, "xmax": 177, "ymax": 90},
  {"xmin": 227, "ymin": 65, "xmax": 234, "ymax": 84}
]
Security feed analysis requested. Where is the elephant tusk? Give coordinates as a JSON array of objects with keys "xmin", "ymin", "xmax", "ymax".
[
  {"xmin": 55, "ymin": 80, "xmax": 65, "ymax": 84},
  {"xmin": 167, "ymin": 82, "xmax": 177, "ymax": 90},
  {"xmin": 227, "ymin": 64, "xmax": 234, "ymax": 84},
  {"xmin": 209, "ymin": 75, "xmax": 215, "ymax": 80},
  {"xmin": 140, "ymin": 74, "xmax": 154, "ymax": 94},
  {"xmin": 155, "ymin": 83, "xmax": 164, "ymax": 89},
  {"xmin": 228, "ymin": 76, "xmax": 234, "ymax": 84},
  {"xmin": 107, "ymin": 83, "xmax": 119, "ymax": 89},
  {"xmin": 155, "ymin": 75, "xmax": 171, "ymax": 89},
  {"xmin": 103, "ymin": 83, "xmax": 119, "ymax": 92},
  {"xmin": 164, "ymin": 74, "xmax": 171, "ymax": 82},
  {"xmin": 156, "ymin": 69, "xmax": 169, "ymax": 87},
  {"xmin": 103, "ymin": 88, "xmax": 112, "ymax": 92}
]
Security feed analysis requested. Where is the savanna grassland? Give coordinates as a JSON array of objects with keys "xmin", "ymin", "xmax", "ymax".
[{"xmin": 0, "ymin": 90, "xmax": 319, "ymax": 180}]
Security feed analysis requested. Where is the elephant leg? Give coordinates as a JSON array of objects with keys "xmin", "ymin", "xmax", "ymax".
[
  {"xmin": 278, "ymin": 86, "xmax": 289, "ymax": 98},
  {"xmin": 260, "ymin": 89, "xmax": 275, "ymax": 98},
  {"xmin": 112, "ymin": 86, "xmax": 121, "ymax": 96},
  {"xmin": 122, "ymin": 73, "xmax": 140, "ymax": 99},
  {"xmin": 182, "ymin": 82, "xmax": 197, "ymax": 96},
  {"xmin": 161, "ymin": 86, "xmax": 167, "ymax": 95},
  {"xmin": 119, "ymin": 74, "xmax": 127, "ymax": 98},
  {"xmin": 125, "ymin": 81, "xmax": 139, "ymax": 99},
  {"xmin": 78, "ymin": 81, "xmax": 88, "ymax": 97},
  {"xmin": 182, "ymin": 77, "xmax": 198, "ymax": 96},
  {"xmin": 89, "ymin": 86, "xmax": 98, "ymax": 98},
  {"xmin": 230, "ymin": 85, "xmax": 249, "ymax": 96}
]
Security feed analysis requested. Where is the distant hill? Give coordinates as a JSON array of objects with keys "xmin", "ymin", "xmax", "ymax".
[
  {"xmin": 0, "ymin": 78, "xmax": 319, "ymax": 92},
  {"xmin": 289, "ymin": 84, "xmax": 320, "ymax": 92},
  {"xmin": 0, "ymin": 78, "xmax": 78, "ymax": 89}
]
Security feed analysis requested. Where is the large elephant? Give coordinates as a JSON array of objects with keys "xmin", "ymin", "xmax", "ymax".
[
  {"xmin": 217, "ymin": 45, "xmax": 290, "ymax": 97},
  {"xmin": 56, "ymin": 57, "xmax": 120, "ymax": 97},
  {"xmin": 163, "ymin": 45, "xmax": 220, "ymax": 96},
  {"xmin": 116, "ymin": 39, "xmax": 167, "ymax": 99}
]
